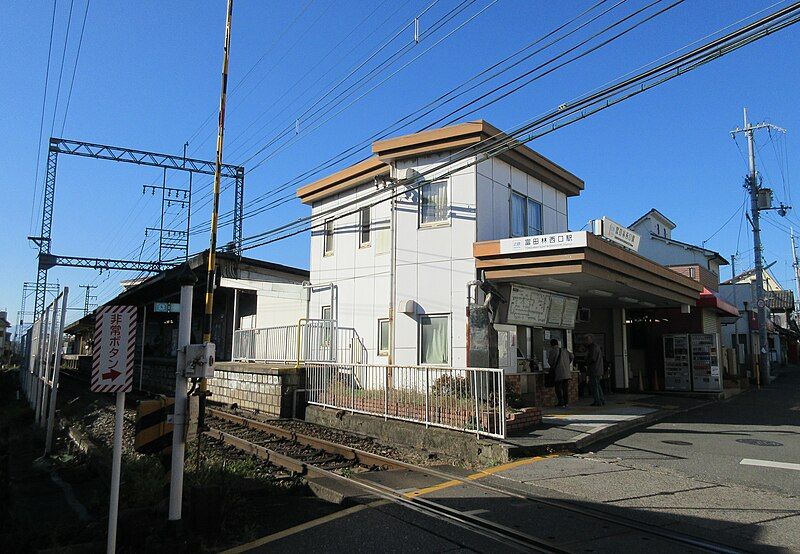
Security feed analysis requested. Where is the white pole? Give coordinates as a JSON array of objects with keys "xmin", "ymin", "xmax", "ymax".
[
  {"xmin": 169, "ymin": 281, "xmax": 194, "ymax": 520},
  {"xmin": 34, "ymin": 308, "xmax": 50, "ymax": 414},
  {"xmin": 45, "ymin": 288, "xmax": 69, "ymax": 455},
  {"xmin": 107, "ymin": 390, "xmax": 125, "ymax": 554},
  {"xmin": 39, "ymin": 298, "xmax": 59, "ymax": 427}
]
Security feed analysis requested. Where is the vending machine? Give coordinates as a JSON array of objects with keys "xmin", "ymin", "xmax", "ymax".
[
  {"xmin": 662, "ymin": 333, "xmax": 722, "ymax": 392},
  {"xmin": 663, "ymin": 334, "xmax": 691, "ymax": 391},
  {"xmin": 690, "ymin": 333, "xmax": 722, "ymax": 392}
]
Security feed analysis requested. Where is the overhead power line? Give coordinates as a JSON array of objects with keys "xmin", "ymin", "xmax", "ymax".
[
  {"xmin": 197, "ymin": 0, "xmax": 676, "ymax": 234},
  {"xmin": 229, "ymin": 2, "xmax": 800, "ymax": 254},
  {"xmin": 29, "ymin": 0, "xmax": 59, "ymax": 236},
  {"xmin": 190, "ymin": 0, "xmax": 632, "ymax": 234},
  {"xmin": 60, "ymin": 0, "xmax": 90, "ymax": 136}
]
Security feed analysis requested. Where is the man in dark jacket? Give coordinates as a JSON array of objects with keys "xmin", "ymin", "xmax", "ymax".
[
  {"xmin": 547, "ymin": 338, "xmax": 574, "ymax": 408},
  {"xmin": 585, "ymin": 334, "xmax": 605, "ymax": 406}
]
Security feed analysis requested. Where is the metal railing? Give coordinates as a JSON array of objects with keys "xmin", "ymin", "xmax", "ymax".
[
  {"xmin": 233, "ymin": 319, "xmax": 367, "ymax": 365},
  {"xmin": 305, "ymin": 362, "xmax": 506, "ymax": 439}
]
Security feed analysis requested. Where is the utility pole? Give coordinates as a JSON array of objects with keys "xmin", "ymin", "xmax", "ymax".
[
  {"xmin": 791, "ymin": 228, "xmax": 800, "ymax": 318},
  {"xmin": 200, "ymin": 0, "xmax": 233, "ymax": 429},
  {"xmin": 731, "ymin": 253, "xmax": 741, "ymax": 374},
  {"xmin": 79, "ymin": 284, "xmax": 97, "ymax": 316},
  {"xmin": 731, "ymin": 108, "xmax": 788, "ymax": 385}
]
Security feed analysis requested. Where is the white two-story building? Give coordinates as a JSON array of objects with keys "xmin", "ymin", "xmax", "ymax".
[{"xmin": 297, "ymin": 121, "xmax": 703, "ymax": 400}]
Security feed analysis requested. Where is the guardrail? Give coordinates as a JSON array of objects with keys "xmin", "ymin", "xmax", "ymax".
[
  {"xmin": 232, "ymin": 319, "xmax": 367, "ymax": 365},
  {"xmin": 305, "ymin": 362, "xmax": 506, "ymax": 439}
]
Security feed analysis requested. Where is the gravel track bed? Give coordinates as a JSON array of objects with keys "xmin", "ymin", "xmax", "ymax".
[
  {"xmin": 211, "ymin": 406, "xmax": 457, "ymax": 467},
  {"xmin": 209, "ymin": 416, "xmax": 364, "ymax": 471}
]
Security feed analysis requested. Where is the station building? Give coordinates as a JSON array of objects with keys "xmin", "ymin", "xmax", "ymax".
[{"xmin": 293, "ymin": 120, "xmax": 719, "ymax": 412}]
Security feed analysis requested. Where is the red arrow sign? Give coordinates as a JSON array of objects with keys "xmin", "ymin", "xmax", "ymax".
[{"xmin": 102, "ymin": 368, "xmax": 121, "ymax": 381}]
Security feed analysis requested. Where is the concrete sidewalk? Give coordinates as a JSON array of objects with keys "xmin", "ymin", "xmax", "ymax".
[{"xmin": 502, "ymin": 390, "xmax": 739, "ymax": 457}]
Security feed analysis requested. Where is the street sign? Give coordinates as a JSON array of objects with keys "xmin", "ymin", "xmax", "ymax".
[
  {"xmin": 91, "ymin": 305, "xmax": 137, "ymax": 393},
  {"xmin": 154, "ymin": 302, "xmax": 181, "ymax": 313}
]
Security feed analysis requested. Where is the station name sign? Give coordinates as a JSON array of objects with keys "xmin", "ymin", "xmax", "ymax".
[
  {"xmin": 498, "ymin": 231, "xmax": 588, "ymax": 254},
  {"xmin": 600, "ymin": 217, "xmax": 640, "ymax": 251}
]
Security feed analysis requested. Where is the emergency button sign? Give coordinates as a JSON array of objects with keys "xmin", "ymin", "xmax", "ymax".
[{"xmin": 91, "ymin": 305, "xmax": 137, "ymax": 393}]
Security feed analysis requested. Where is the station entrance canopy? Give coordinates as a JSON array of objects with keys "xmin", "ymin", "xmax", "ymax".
[{"xmin": 473, "ymin": 231, "xmax": 703, "ymax": 311}]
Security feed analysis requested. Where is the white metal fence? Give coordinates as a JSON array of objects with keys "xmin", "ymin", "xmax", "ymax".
[
  {"xmin": 20, "ymin": 287, "xmax": 69, "ymax": 455},
  {"xmin": 232, "ymin": 319, "xmax": 367, "ymax": 365},
  {"xmin": 306, "ymin": 362, "xmax": 506, "ymax": 439}
]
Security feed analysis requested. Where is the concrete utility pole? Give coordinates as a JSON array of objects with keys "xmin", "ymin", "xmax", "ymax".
[
  {"xmin": 731, "ymin": 253, "xmax": 741, "ymax": 374},
  {"xmin": 731, "ymin": 108, "xmax": 788, "ymax": 385},
  {"xmin": 200, "ymin": 0, "xmax": 233, "ymax": 430},
  {"xmin": 791, "ymin": 228, "xmax": 800, "ymax": 318}
]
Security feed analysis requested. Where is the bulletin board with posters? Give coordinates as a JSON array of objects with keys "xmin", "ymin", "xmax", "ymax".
[{"xmin": 506, "ymin": 283, "xmax": 578, "ymax": 330}]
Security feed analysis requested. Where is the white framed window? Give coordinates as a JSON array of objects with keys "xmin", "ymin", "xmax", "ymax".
[
  {"xmin": 527, "ymin": 199, "xmax": 542, "ymax": 235},
  {"xmin": 377, "ymin": 319, "xmax": 390, "ymax": 356},
  {"xmin": 420, "ymin": 180, "xmax": 448, "ymax": 225},
  {"xmin": 510, "ymin": 192, "xmax": 526, "ymax": 237},
  {"xmin": 359, "ymin": 206, "xmax": 371, "ymax": 247},
  {"xmin": 323, "ymin": 219, "xmax": 334, "ymax": 256},
  {"xmin": 419, "ymin": 314, "xmax": 449, "ymax": 365}
]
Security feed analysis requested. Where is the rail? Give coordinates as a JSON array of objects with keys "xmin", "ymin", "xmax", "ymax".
[
  {"xmin": 232, "ymin": 319, "xmax": 366, "ymax": 365},
  {"xmin": 305, "ymin": 362, "xmax": 506, "ymax": 439}
]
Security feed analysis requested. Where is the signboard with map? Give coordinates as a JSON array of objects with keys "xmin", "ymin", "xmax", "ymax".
[{"xmin": 506, "ymin": 284, "xmax": 578, "ymax": 329}]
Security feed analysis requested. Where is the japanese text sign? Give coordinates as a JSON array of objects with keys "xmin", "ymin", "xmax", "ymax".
[{"xmin": 92, "ymin": 306, "xmax": 137, "ymax": 393}]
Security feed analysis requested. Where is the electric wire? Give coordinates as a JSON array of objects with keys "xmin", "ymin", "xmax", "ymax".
[
  {"xmin": 229, "ymin": 3, "xmax": 800, "ymax": 254},
  {"xmin": 201, "ymin": 0, "xmax": 680, "ymax": 234},
  {"xmin": 190, "ymin": 0, "xmax": 633, "ymax": 234},
  {"xmin": 48, "ymin": 0, "xmax": 75, "ymax": 138},
  {"xmin": 59, "ymin": 0, "xmax": 90, "ymax": 136},
  {"xmin": 29, "ymin": 0, "xmax": 59, "ymax": 236}
]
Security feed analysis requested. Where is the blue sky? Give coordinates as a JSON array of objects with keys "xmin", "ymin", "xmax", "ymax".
[{"xmin": 2, "ymin": 0, "xmax": 799, "ymax": 329}]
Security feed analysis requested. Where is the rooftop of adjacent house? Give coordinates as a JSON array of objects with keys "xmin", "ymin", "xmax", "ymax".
[
  {"xmin": 629, "ymin": 208, "xmax": 728, "ymax": 266},
  {"xmin": 721, "ymin": 267, "xmax": 782, "ymax": 288},
  {"xmin": 106, "ymin": 250, "xmax": 309, "ymax": 306},
  {"xmin": 651, "ymin": 234, "xmax": 729, "ymax": 266},
  {"xmin": 629, "ymin": 207, "xmax": 677, "ymax": 229},
  {"xmin": 296, "ymin": 120, "xmax": 585, "ymax": 204}
]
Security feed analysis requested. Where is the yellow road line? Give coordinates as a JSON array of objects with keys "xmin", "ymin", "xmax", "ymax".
[
  {"xmin": 404, "ymin": 455, "xmax": 557, "ymax": 498},
  {"xmin": 221, "ymin": 500, "xmax": 388, "ymax": 553}
]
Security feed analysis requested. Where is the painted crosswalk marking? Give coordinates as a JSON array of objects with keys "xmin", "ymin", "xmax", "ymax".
[{"xmin": 740, "ymin": 458, "xmax": 800, "ymax": 471}]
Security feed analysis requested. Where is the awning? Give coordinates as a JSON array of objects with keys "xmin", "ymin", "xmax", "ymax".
[
  {"xmin": 473, "ymin": 231, "xmax": 703, "ymax": 308},
  {"xmin": 698, "ymin": 288, "xmax": 740, "ymax": 318}
]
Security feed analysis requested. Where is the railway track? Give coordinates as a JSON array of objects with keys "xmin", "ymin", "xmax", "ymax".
[{"xmin": 206, "ymin": 408, "xmax": 744, "ymax": 554}]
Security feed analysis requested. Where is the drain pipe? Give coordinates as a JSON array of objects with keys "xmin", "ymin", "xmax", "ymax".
[{"xmin": 465, "ymin": 279, "xmax": 482, "ymax": 367}]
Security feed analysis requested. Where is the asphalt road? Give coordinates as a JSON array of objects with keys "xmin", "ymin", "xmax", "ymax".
[{"xmin": 590, "ymin": 365, "xmax": 800, "ymax": 497}]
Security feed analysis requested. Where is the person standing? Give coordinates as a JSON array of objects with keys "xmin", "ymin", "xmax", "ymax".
[
  {"xmin": 547, "ymin": 338, "xmax": 574, "ymax": 408},
  {"xmin": 586, "ymin": 334, "xmax": 605, "ymax": 406}
]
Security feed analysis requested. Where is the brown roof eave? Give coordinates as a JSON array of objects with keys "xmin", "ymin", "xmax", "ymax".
[{"xmin": 297, "ymin": 157, "xmax": 389, "ymax": 205}]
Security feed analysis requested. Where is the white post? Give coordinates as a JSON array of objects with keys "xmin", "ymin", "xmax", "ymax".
[
  {"xmin": 169, "ymin": 281, "xmax": 194, "ymax": 520},
  {"xmin": 39, "ymin": 300, "xmax": 59, "ymax": 427},
  {"xmin": 45, "ymin": 288, "xmax": 69, "ymax": 455},
  {"xmin": 107, "ymin": 391, "xmax": 125, "ymax": 554},
  {"xmin": 34, "ymin": 308, "xmax": 50, "ymax": 415}
]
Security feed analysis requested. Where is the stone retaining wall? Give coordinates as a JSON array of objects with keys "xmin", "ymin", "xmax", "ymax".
[{"xmin": 208, "ymin": 363, "xmax": 301, "ymax": 417}]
